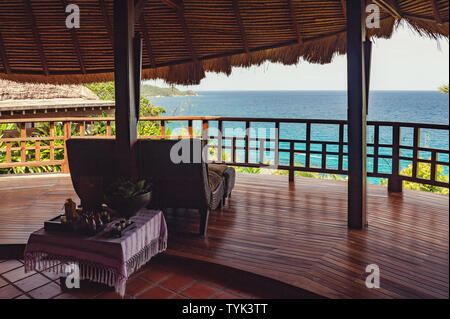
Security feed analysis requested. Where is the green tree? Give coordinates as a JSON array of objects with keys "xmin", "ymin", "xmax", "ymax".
[
  {"xmin": 381, "ymin": 161, "xmax": 449, "ymax": 195},
  {"xmin": 83, "ymin": 82, "xmax": 166, "ymax": 136}
]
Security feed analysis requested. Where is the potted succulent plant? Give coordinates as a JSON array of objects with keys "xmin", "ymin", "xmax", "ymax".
[{"xmin": 105, "ymin": 178, "xmax": 152, "ymax": 218}]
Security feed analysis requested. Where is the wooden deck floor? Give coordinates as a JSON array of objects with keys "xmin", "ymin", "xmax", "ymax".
[{"xmin": 0, "ymin": 173, "xmax": 448, "ymax": 299}]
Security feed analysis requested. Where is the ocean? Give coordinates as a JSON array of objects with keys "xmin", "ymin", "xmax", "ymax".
[{"xmin": 149, "ymin": 91, "xmax": 449, "ymax": 184}]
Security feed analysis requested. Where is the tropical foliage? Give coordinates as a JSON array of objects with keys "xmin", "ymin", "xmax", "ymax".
[
  {"xmin": 0, "ymin": 82, "xmax": 166, "ymax": 174},
  {"xmin": 438, "ymin": 84, "xmax": 449, "ymax": 94},
  {"xmin": 0, "ymin": 122, "xmax": 70, "ymax": 174},
  {"xmin": 84, "ymin": 82, "xmax": 166, "ymax": 137},
  {"xmin": 381, "ymin": 161, "xmax": 449, "ymax": 195},
  {"xmin": 140, "ymin": 84, "xmax": 196, "ymax": 97}
]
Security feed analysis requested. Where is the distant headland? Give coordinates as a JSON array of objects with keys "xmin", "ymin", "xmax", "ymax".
[{"xmin": 141, "ymin": 84, "xmax": 197, "ymax": 97}]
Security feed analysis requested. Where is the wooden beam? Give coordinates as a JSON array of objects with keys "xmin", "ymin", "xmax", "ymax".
[
  {"xmin": 0, "ymin": 32, "xmax": 11, "ymax": 74},
  {"xmin": 340, "ymin": 0, "xmax": 346, "ymax": 19},
  {"xmin": 233, "ymin": 0, "xmax": 250, "ymax": 52},
  {"xmin": 134, "ymin": 34, "xmax": 142, "ymax": 120},
  {"xmin": 364, "ymin": 38, "xmax": 372, "ymax": 114},
  {"xmin": 23, "ymin": 0, "xmax": 49, "ymax": 75},
  {"xmin": 173, "ymin": 0, "xmax": 198, "ymax": 62},
  {"xmin": 139, "ymin": 14, "xmax": 157, "ymax": 68},
  {"xmin": 134, "ymin": 0, "xmax": 146, "ymax": 23},
  {"xmin": 60, "ymin": 0, "xmax": 86, "ymax": 74},
  {"xmin": 429, "ymin": 0, "xmax": 443, "ymax": 24},
  {"xmin": 346, "ymin": 0, "xmax": 367, "ymax": 229},
  {"xmin": 161, "ymin": 0, "xmax": 180, "ymax": 10},
  {"xmin": 373, "ymin": 0, "xmax": 402, "ymax": 19},
  {"xmin": 99, "ymin": 0, "xmax": 114, "ymax": 44},
  {"xmin": 114, "ymin": 0, "xmax": 138, "ymax": 178},
  {"xmin": 286, "ymin": 0, "xmax": 302, "ymax": 44}
]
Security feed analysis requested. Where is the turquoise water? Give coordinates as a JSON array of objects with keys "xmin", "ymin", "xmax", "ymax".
[{"xmin": 149, "ymin": 91, "xmax": 449, "ymax": 184}]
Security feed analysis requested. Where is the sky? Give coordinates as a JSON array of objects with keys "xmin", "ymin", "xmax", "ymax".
[{"xmin": 144, "ymin": 24, "xmax": 449, "ymax": 91}]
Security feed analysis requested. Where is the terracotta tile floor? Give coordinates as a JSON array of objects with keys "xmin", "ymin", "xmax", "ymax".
[{"xmin": 0, "ymin": 254, "xmax": 308, "ymax": 299}]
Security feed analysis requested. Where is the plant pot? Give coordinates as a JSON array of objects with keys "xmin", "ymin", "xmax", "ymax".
[{"xmin": 105, "ymin": 191, "xmax": 152, "ymax": 218}]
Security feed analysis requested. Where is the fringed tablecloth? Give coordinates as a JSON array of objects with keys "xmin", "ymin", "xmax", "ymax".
[{"xmin": 24, "ymin": 209, "xmax": 167, "ymax": 296}]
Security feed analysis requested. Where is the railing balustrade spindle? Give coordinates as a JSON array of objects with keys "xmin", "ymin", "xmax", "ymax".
[{"xmin": 0, "ymin": 117, "xmax": 447, "ymax": 190}]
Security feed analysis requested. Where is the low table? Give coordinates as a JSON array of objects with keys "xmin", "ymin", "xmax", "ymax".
[{"xmin": 24, "ymin": 209, "xmax": 167, "ymax": 296}]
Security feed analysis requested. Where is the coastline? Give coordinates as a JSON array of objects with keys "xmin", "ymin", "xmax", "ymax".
[{"xmin": 146, "ymin": 93, "xmax": 198, "ymax": 98}]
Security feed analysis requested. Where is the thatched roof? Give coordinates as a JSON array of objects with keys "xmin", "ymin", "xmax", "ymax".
[
  {"xmin": 0, "ymin": 0, "xmax": 448, "ymax": 85},
  {"xmin": 0, "ymin": 80, "xmax": 98, "ymax": 101}
]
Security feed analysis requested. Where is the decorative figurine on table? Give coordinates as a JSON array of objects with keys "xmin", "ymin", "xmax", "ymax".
[{"xmin": 59, "ymin": 198, "xmax": 111, "ymax": 235}]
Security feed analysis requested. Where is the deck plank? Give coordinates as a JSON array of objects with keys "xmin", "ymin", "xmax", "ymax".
[{"xmin": 0, "ymin": 173, "xmax": 448, "ymax": 298}]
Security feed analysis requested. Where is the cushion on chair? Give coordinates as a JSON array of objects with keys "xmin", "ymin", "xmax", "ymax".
[
  {"xmin": 208, "ymin": 170, "xmax": 223, "ymax": 191},
  {"xmin": 208, "ymin": 164, "xmax": 229, "ymax": 175},
  {"xmin": 208, "ymin": 164, "xmax": 236, "ymax": 198}
]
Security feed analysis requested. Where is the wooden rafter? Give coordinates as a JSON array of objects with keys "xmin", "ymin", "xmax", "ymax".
[
  {"xmin": 23, "ymin": 0, "xmax": 49, "ymax": 75},
  {"xmin": 134, "ymin": 0, "xmax": 146, "ymax": 22},
  {"xmin": 287, "ymin": 0, "xmax": 302, "ymax": 44},
  {"xmin": 0, "ymin": 32, "xmax": 11, "ymax": 74},
  {"xmin": 60, "ymin": 0, "xmax": 86, "ymax": 74},
  {"xmin": 99, "ymin": 0, "xmax": 114, "ymax": 44},
  {"xmin": 161, "ymin": 0, "xmax": 198, "ymax": 62},
  {"xmin": 429, "ymin": 0, "xmax": 443, "ymax": 24},
  {"xmin": 161, "ymin": 0, "xmax": 180, "ymax": 10},
  {"xmin": 373, "ymin": 0, "xmax": 402, "ymax": 19},
  {"xmin": 232, "ymin": 0, "xmax": 249, "ymax": 53},
  {"xmin": 139, "ymin": 14, "xmax": 157, "ymax": 68},
  {"xmin": 340, "ymin": 0, "xmax": 346, "ymax": 19}
]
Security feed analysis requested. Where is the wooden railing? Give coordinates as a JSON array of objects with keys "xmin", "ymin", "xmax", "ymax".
[{"xmin": 0, "ymin": 116, "xmax": 448, "ymax": 190}]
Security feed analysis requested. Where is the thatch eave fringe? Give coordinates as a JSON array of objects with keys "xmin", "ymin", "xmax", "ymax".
[{"xmin": 0, "ymin": 0, "xmax": 447, "ymax": 85}]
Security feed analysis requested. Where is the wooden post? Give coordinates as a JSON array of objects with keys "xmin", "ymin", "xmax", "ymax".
[
  {"xmin": 364, "ymin": 38, "xmax": 372, "ymax": 113},
  {"xmin": 245, "ymin": 121, "xmax": 250, "ymax": 163},
  {"xmin": 274, "ymin": 121, "xmax": 280, "ymax": 167},
  {"xmin": 202, "ymin": 120, "xmax": 209, "ymax": 140},
  {"xmin": 412, "ymin": 127, "xmax": 420, "ymax": 179},
  {"xmin": 188, "ymin": 120, "xmax": 193, "ymax": 137},
  {"xmin": 114, "ymin": 0, "xmax": 138, "ymax": 179},
  {"xmin": 134, "ymin": 34, "xmax": 142, "ymax": 121},
  {"xmin": 338, "ymin": 123, "xmax": 344, "ymax": 171},
  {"xmin": 346, "ymin": 0, "xmax": 368, "ymax": 229},
  {"xmin": 79, "ymin": 122, "xmax": 85, "ymax": 136},
  {"xmin": 218, "ymin": 120, "xmax": 223, "ymax": 162},
  {"xmin": 35, "ymin": 140, "xmax": 40, "ymax": 162},
  {"xmin": 62, "ymin": 121, "xmax": 71, "ymax": 173},
  {"xmin": 49, "ymin": 123, "xmax": 55, "ymax": 161},
  {"xmin": 20, "ymin": 123, "xmax": 26, "ymax": 163},
  {"xmin": 289, "ymin": 141, "xmax": 295, "ymax": 182},
  {"xmin": 305, "ymin": 122, "xmax": 311, "ymax": 169},
  {"xmin": 160, "ymin": 120, "xmax": 165, "ymax": 137},
  {"xmin": 388, "ymin": 124, "xmax": 402, "ymax": 192},
  {"xmin": 259, "ymin": 138, "xmax": 265, "ymax": 164},
  {"xmin": 6, "ymin": 142, "xmax": 11, "ymax": 163}
]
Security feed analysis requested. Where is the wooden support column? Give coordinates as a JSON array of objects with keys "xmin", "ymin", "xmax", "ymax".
[
  {"xmin": 134, "ymin": 34, "xmax": 143, "ymax": 121},
  {"xmin": 346, "ymin": 0, "xmax": 368, "ymax": 229},
  {"xmin": 114, "ymin": 0, "xmax": 139, "ymax": 178},
  {"xmin": 62, "ymin": 121, "xmax": 71, "ymax": 173},
  {"xmin": 364, "ymin": 38, "xmax": 372, "ymax": 113}
]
